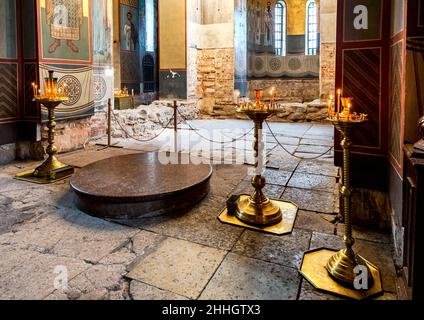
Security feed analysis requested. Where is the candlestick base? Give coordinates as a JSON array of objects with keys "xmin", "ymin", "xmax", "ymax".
[
  {"xmin": 15, "ymin": 165, "xmax": 74, "ymax": 184},
  {"xmin": 325, "ymin": 249, "xmax": 374, "ymax": 288},
  {"xmin": 218, "ymin": 196, "xmax": 298, "ymax": 236},
  {"xmin": 235, "ymin": 194, "xmax": 282, "ymax": 226},
  {"xmin": 33, "ymin": 156, "xmax": 74, "ymax": 180},
  {"xmin": 300, "ymin": 248, "xmax": 383, "ymax": 300}
]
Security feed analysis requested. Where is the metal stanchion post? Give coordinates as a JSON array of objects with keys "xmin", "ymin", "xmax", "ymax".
[
  {"xmin": 174, "ymin": 100, "xmax": 178, "ymax": 153},
  {"xmin": 96, "ymin": 98, "xmax": 122, "ymax": 150},
  {"xmin": 108, "ymin": 98, "xmax": 112, "ymax": 147}
]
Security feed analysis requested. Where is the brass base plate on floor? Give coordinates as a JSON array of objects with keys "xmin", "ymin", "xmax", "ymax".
[
  {"xmin": 300, "ymin": 248, "xmax": 383, "ymax": 300},
  {"xmin": 15, "ymin": 166, "xmax": 74, "ymax": 184},
  {"xmin": 218, "ymin": 195, "xmax": 298, "ymax": 236}
]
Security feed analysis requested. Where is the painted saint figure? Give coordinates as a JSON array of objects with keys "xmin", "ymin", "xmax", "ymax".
[
  {"xmin": 92, "ymin": 0, "xmax": 111, "ymax": 60},
  {"xmin": 254, "ymin": 1, "xmax": 262, "ymax": 46},
  {"xmin": 263, "ymin": 2, "xmax": 274, "ymax": 47},
  {"xmin": 46, "ymin": 0, "xmax": 83, "ymax": 53},
  {"xmin": 124, "ymin": 11, "xmax": 138, "ymax": 51}
]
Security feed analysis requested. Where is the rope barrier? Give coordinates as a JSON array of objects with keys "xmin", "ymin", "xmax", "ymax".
[
  {"xmin": 102, "ymin": 100, "xmax": 333, "ymax": 161},
  {"xmin": 111, "ymin": 111, "xmax": 176, "ymax": 143},
  {"xmin": 176, "ymin": 108, "xmax": 254, "ymax": 144},
  {"xmin": 265, "ymin": 121, "xmax": 334, "ymax": 160},
  {"xmin": 83, "ymin": 133, "xmax": 108, "ymax": 150}
]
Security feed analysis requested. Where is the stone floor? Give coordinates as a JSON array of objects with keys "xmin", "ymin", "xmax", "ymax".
[{"xmin": 0, "ymin": 120, "xmax": 398, "ymax": 300}]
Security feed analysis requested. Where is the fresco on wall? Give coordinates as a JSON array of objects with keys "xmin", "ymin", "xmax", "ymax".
[
  {"xmin": 248, "ymin": 0, "xmax": 275, "ymax": 53},
  {"xmin": 120, "ymin": 4, "xmax": 139, "ymax": 52},
  {"xmin": 235, "ymin": 0, "xmax": 248, "ymax": 95},
  {"xmin": 39, "ymin": 0, "xmax": 91, "ymax": 63},
  {"xmin": 247, "ymin": 0, "xmax": 319, "ymax": 79},
  {"xmin": 0, "ymin": 0, "xmax": 17, "ymax": 59},
  {"xmin": 119, "ymin": 0, "xmax": 141, "ymax": 92},
  {"xmin": 91, "ymin": 0, "xmax": 113, "ymax": 108},
  {"xmin": 39, "ymin": 63, "xmax": 94, "ymax": 120},
  {"xmin": 92, "ymin": 0, "xmax": 113, "ymax": 65}
]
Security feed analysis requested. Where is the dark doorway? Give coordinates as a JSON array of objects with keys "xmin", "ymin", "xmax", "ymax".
[{"xmin": 142, "ymin": 54, "xmax": 155, "ymax": 93}]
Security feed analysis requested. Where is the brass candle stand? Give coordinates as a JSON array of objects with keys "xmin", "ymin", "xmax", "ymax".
[
  {"xmin": 218, "ymin": 89, "xmax": 299, "ymax": 236},
  {"xmin": 300, "ymin": 109, "xmax": 383, "ymax": 300},
  {"xmin": 16, "ymin": 71, "xmax": 74, "ymax": 184}
]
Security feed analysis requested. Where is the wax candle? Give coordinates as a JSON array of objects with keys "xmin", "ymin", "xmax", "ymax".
[
  {"xmin": 328, "ymin": 99, "xmax": 332, "ymax": 118},
  {"xmin": 52, "ymin": 78, "xmax": 58, "ymax": 95},
  {"xmin": 270, "ymin": 87, "xmax": 275, "ymax": 106},
  {"xmin": 337, "ymin": 89, "xmax": 341, "ymax": 117}
]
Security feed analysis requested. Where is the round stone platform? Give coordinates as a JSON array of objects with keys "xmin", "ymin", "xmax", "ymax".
[{"xmin": 70, "ymin": 152, "xmax": 213, "ymax": 219}]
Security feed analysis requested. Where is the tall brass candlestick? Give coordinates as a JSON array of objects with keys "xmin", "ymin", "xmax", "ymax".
[
  {"xmin": 325, "ymin": 119, "xmax": 374, "ymax": 287},
  {"xmin": 16, "ymin": 70, "xmax": 74, "ymax": 183},
  {"xmin": 218, "ymin": 93, "xmax": 299, "ymax": 236},
  {"xmin": 33, "ymin": 98, "xmax": 70, "ymax": 179},
  {"xmin": 235, "ymin": 109, "xmax": 282, "ymax": 226}
]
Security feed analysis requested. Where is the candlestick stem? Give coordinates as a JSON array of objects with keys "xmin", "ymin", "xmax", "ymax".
[{"xmin": 325, "ymin": 121, "xmax": 374, "ymax": 288}]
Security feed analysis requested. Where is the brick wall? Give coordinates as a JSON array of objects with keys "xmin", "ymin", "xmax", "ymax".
[{"xmin": 196, "ymin": 48, "xmax": 235, "ymax": 115}]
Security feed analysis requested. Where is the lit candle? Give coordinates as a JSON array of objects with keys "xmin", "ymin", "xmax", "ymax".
[
  {"xmin": 270, "ymin": 87, "xmax": 275, "ymax": 106},
  {"xmin": 32, "ymin": 83, "xmax": 36, "ymax": 96},
  {"xmin": 132, "ymin": 89, "xmax": 135, "ymax": 97},
  {"xmin": 52, "ymin": 78, "xmax": 58, "ymax": 96},
  {"xmin": 234, "ymin": 90, "xmax": 241, "ymax": 105},
  {"xmin": 328, "ymin": 99, "xmax": 332, "ymax": 118},
  {"xmin": 337, "ymin": 89, "xmax": 341, "ymax": 117}
]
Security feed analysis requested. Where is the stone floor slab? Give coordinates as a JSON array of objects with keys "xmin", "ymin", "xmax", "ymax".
[
  {"xmin": 0, "ymin": 208, "xmax": 139, "ymax": 263},
  {"xmin": 294, "ymin": 210, "xmax": 337, "ymax": 235},
  {"xmin": 262, "ymin": 169, "xmax": 292, "ymax": 186},
  {"xmin": 45, "ymin": 264, "xmax": 129, "ymax": 300},
  {"xmin": 288, "ymin": 173, "xmax": 336, "ymax": 192},
  {"xmin": 231, "ymin": 229, "xmax": 311, "ymax": 269},
  {"xmin": 126, "ymin": 238, "xmax": 226, "ymax": 299},
  {"xmin": 296, "ymin": 159, "xmax": 339, "ymax": 177},
  {"xmin": 199, "ymin": 253, "xmax": 300, "ymax": 300},
  {"xmin": 282, "ymin": 187, "xmax": 336, "ymax": 214},
  {"xmin": 266, "ymin": 154, "xmax": 301, "ymax": 172},
  {"xmin": 130, "ymin": 281, "xmax": 189, "ymax": 300},
  {"xmin": 300, "ymin": 138, "xmax": 334, "ymax": 147},
  {"xmin": 0, "ymin": 245, "xmax": 89, "ymax": 300},
  {"xmin": 296, "ymin": 145, "xmax": 333, "ymax": 155}
]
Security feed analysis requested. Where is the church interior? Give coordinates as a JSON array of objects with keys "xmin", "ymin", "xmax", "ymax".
[{"xmin": 0, "ymin": 0, "xmax": 423, "ymax": 302}]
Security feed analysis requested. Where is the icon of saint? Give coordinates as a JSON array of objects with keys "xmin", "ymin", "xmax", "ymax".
[{"xmin": 46, "ymin": 0, "xmax": 83, "ymax": 54}]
